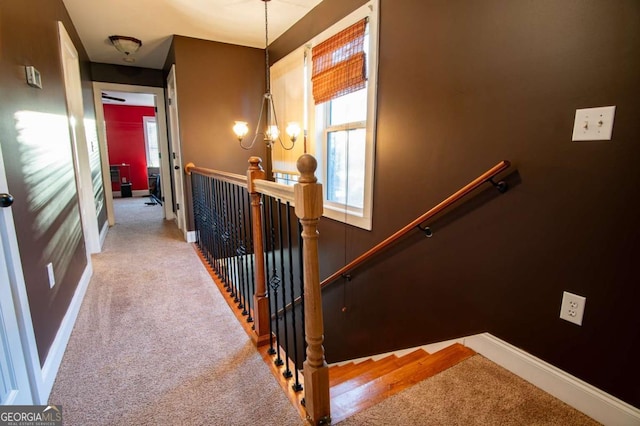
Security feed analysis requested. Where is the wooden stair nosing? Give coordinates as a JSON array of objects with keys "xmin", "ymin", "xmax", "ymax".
[
  {"xmin": 329, "ymin": 358, "xmax": 380, "ymax": 387},
  {"xmin": 330, "ymin": 349, "xmax": 430, "ymax": 398},
  {"xmin": 330, "ymin": 344, "xmax": 476, "ymax": 423}
]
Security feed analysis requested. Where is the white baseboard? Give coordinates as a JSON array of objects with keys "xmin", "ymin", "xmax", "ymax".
[
  {"xmin": 99, "ymin": 220, "xmax": 109, "ymax": 250},
  {"xmin": 39, "ymin": 262, "xmax": 93, "ymax": 403},
  {"xmin": 464, "ymin": 333, "xmax": 640, "ymax": 426},
  {"xmin": 187, "ymin": 231, "xmax": 197, "ymax": 243}
]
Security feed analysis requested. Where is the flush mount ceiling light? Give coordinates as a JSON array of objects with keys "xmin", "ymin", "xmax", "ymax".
[{"xmin": 108, "ymin": 35, "xmax": 142, "ymax": 63}]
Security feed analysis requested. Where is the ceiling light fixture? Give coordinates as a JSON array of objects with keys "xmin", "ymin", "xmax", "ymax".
[
  {"xmin": 233, "ymin": 0, "xmax": 299, "ymax": 151},
  {"xmin": 108, "ymin": 35, "xmax": 142, "ymax": 63}
]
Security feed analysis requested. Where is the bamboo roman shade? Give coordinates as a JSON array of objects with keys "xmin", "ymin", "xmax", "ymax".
[{"xmin": 311, "ymin": 18, "xmax": 367, "ymax": 105}]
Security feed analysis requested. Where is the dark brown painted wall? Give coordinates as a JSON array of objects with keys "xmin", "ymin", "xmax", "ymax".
[
  {"xmin": 168, "ymin": 36, "xmax": 268, "ymax": 229},
  {"xmin": 0, "ymin": 0, "xmax": 96, "ymax": 363},
  {"xmin": 273, "ymin": 0, "xmax": 640, "ymax": 407},
  {"xmin": 91, "ymin": 62, "xmax": 164, "ymax": 87}
]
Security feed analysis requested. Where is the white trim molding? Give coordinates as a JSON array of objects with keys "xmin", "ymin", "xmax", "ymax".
[
  {"xmin": 39, "ymin": 263, "xmax": 92, "ymax": 402},
  {"xmin": 187, "ymin": 231, "xmax": 197, "ymax": 243},
  {"xmin": 464, "ymin": 333, "xmax": 640, "ymax": 426},
  {"xmin": 99, "ymin": 220, "xmax": 109, "ymax": 249}
]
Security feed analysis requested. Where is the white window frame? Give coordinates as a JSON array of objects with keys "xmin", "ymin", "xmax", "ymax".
[
  {"xmin": 143, "ymin": 116, "xmax": 159, "ymax": 168},
  {"xmin": 307, "ymin": 0, "xmax": 379, "ymax": 230}
]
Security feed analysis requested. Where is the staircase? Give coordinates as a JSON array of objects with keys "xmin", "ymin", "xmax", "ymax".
[{"xmin": 329, "ymin": 343, "xmax": 476, "ymax": 423}]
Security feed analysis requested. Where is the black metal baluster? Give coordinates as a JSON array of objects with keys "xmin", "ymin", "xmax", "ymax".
[
  {"xmin": 206, "ymin": 177, "xmax": 216, "ymax": 271},
  {"xmin": 222, "ymin": 182, "xmax": 238, "ymax": 296},
  {"xmin": 234, "ymin": 184, "xmax": 246, "ymax": 313},
  {"xmin": 212, "ymin": 178, "xmax": 221, "ymax": 276},
  {"xmin": 238, "ymin": 187, "xmax": 250, "ymax": 317},
  {"xmin": 278, "ymin": 200, "xmax": 292, "ymax": 379},
  {"xmin": 264, "ymin": 196, "xmax": 276, "ymax": 355},
  {"xmin": 269, "ymin": 197, "xmax": 284, "ymax": 367},
  {"xmin": 216, "ymin": 178, "xmax": 226, "ymax": 284},
  {"xmin": 202, "ymin": 175, "xmax": 212, "ymax": 264},
  {"xmin": 228, "ymin": 181, "xmax": 239, "ymax": 304}
]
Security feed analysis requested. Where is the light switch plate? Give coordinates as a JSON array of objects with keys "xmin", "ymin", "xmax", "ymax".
[
  {"xmin": 25, "ymin": 66, "xmax": 43, "ymax": 89},
  {"xmin": 572, "ymin": 106, "xmax": 615, "ymax": 141}
]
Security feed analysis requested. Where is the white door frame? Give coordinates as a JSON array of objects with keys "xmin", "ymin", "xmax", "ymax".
[
  {"xmin": 0, "ymin": 145, "xmax": 39, "ymax": 405},
  {"xmin": 166, "ymin": 65, "xmax": 187, "ymax": 240},
  {"xmin": 59, "ymin": 22, "xmax": 100, "ymax": 255},
  {"xmin": 92, "ymin": 82, "xmax": 174, "ymax": 226}
]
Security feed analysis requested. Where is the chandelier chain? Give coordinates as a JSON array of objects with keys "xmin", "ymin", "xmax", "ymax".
[{"xmin": 264, "ymin": 0, "xmax": 270, "ymax": 93}]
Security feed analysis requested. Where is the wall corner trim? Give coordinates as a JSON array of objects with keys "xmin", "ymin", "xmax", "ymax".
[
  {"xmin": 464, "ymin": 333, "xmax": 640, "ymax": 426},
  {"xmin": 99, "ymin": 220, "xmax": 109, "ymax": 249},
  {"xmin": 39, "ymin": 263, "xmax": 93, "ymax": 402}
]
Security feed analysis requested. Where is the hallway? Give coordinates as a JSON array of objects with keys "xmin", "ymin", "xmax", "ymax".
[{"xmin": 49, "ymin": 197, "xmax": 301, "ymax": 425}]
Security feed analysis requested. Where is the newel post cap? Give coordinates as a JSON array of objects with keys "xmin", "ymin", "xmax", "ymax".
[
  {"xmin": 294, "ymin": 154, "xmax": 323, "ymax": 219},
  {"xmin": 297, "ymin": 154, "xmax": 317, "ymax": 184},
  {"xmin": 247, "ymin": 156, "xmax": 265, "ymax": 193}
]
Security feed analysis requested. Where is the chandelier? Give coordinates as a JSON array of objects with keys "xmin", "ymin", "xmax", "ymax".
[{"xmin": 233, "ymin": 0, "xmax": 300, "ymax": 150}]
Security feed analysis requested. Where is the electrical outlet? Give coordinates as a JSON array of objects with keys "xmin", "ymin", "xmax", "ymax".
[
  {"xmin": 47, "ymin": 262, "xmax": 56, "ymax": 288},
  {"xmin": 559, "ymin": 291, "xmax": 586, "ymax": 326}
]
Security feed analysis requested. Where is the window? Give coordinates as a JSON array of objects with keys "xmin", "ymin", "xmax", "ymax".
[
  {"xmin": 270, "ymin": 0, "xmax": 378, "ymax": 230},
  {"xmin": 143, "ymin": 116, "xmax": 159, "ymax": 167}
]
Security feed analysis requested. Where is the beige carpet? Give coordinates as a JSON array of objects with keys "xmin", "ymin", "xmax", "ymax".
[
  {"xmin": 50, "ymin": 197, "xmax": 600, "ymax": 426},
  {"xmin": 337, "ymin": 354, "xmax": 599, "ymax": 426},
  {"xmin": 49, "ymin": 197, "xmax": 302, "ymax": 425}
]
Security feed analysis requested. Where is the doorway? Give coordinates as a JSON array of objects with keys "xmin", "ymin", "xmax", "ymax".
[{"xmin": 92, "ymin": 83, "xmax": 174, "ymax": 227}]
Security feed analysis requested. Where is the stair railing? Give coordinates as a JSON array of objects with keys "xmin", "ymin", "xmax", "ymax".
[
  {"xmin": 320, "ymin": 160, "xmax": 511, "ymax": 288},
  {"xmin": 185, "ymin": 154, "xmax": 330, "ymax": 425}
]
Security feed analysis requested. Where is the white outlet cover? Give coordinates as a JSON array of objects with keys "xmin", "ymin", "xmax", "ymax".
[
  {"xmin": 572, "ymin": 106, "xmax": 615, "ymax": 141},
  {"xmin": 559, "ymin": 291, "xmax": 586, "ymax": 326}
]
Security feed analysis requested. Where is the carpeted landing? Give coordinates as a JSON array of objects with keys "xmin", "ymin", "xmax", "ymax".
[
  {"xmin": 336, "ymin": 354, "xmax": 599, "ymax": 425},
  {"xmin": 50, "ymin": 197, "xmax": 600, "ymax": 425},
  {"xmin": 49, "ymin": 197, "xmax": 303, "ymax": 425}
]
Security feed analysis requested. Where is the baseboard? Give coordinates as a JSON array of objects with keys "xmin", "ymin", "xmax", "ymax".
[
  {"xmin": 99, "ymin": 220, "xmax": 109, "ymax": 250},
  {"xmin": 187, "ymin": 231, "xmax": 197, "ymax": 243},
  {"xmin": 39, "ymin": 262, "xmax": 93, "ymax": 403},
  {"xmin": 132, "ymin": 190, "xmax": 149, "ymax": 197},
  {"xmin": 464, "ymin": 333, "xmax": 640, "ymax": 426}
]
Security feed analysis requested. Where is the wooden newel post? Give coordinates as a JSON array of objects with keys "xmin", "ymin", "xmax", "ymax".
[
  {"xmin": 247, "ymin": 156, "xmax": 270, "ymax": 347},
  {"xmin": 294, "ymin": 154, "xmax": 330, "ymax": 425}
]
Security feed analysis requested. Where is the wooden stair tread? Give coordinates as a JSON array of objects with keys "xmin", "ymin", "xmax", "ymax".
[
  {"xmin": 330, "ymin": 349, "xmax": 430, "ymax": 398},
  {"xmin": 331, "ymin": 344, "xmax": 476, "ymax": 423},
  {"xmin": 330, "ymin": 358, "xmax": 387, "ymax": 387}
]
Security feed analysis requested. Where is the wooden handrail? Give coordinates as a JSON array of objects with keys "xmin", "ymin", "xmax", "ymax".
[
  {"xmin": 184, "ymin": 162, "xmax": 295, "ymax": 203},
  {"xmin": 320, "ymin": 160, "xmax": 511, "ymax": 288},
  {"xmin": 184, "ymin": 163, "xmax": 248, "ymax": 188},
  {"xmin": 254, "ymin": 179, "xmax": 295, "ymax": 204}
]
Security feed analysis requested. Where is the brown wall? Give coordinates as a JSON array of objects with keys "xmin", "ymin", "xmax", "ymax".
[
  {"xmin": 274, "ymin": 0, "xmax": 640, "ymax": 407},
  {"xmin": 0, "ymin": 0, "xmax": 96, "ymax": 363},
  {"xmin": 168, "ymin": 36, "xmax": 268, "ymax": 229},
  {"xmin": 91, "ymin": 62, "xmax": 165, "ymax": 87}
]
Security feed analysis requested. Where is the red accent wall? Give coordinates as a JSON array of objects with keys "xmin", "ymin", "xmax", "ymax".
[{"xmin": 104, "ymin": 104, "xmax": 156, "ymax": 191}]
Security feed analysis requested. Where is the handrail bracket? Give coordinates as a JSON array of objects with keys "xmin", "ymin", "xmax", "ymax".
[
  {"xmin": 487, "ymin": 177, "xmax": 508, "ymax": 193},
  {"xmin": 416, "ymin": 225, "xmax": 433, "ymax": 238}
]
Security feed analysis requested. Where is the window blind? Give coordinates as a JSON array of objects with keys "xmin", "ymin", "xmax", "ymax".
[
  {"xmin": 311, "ymin": 18, "xmax": 367, "ymax": 105},
  {"xmin": 270, "ymin": 46, "xmax": 306, "ymax": 174}
]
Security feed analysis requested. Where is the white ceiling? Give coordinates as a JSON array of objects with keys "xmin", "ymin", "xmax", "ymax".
[{"xmin": 62, "ymin": 0, "xmax": 323, "ymax": 70}]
